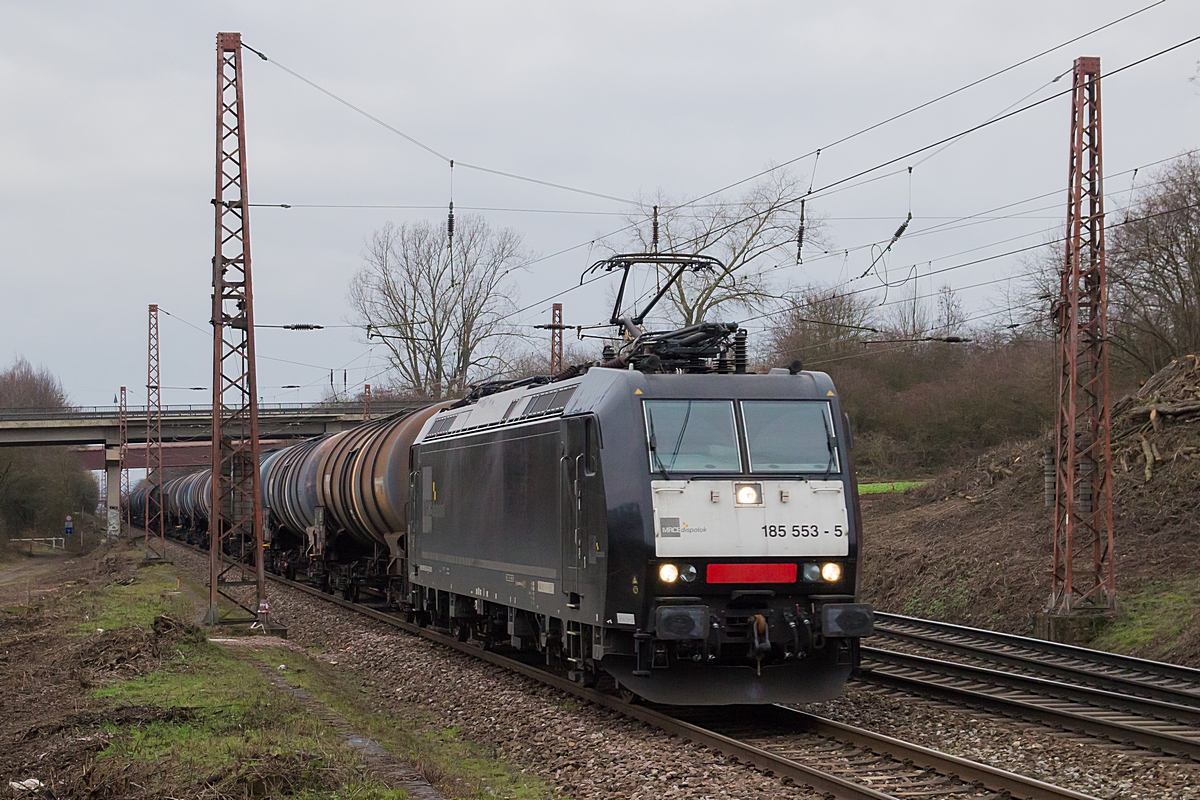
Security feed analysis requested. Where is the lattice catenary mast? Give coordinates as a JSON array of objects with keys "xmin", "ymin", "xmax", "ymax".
[
  {"xmin": 204, "ymin": 31, "xmax": 269, "ymax": 627},
  {"xmin": 550, "ymin": 303, "xmax": 564, "ymax": 375},
  {"xmin": 145, "ymin": 305, "xmax": 166, "ymax": 560},
  {"xmin": 1049, "ymin": 56, "xmax": 1115, "ymax": 614},
  {"xmin": 119, "ymin": 386, "xmax": 130, "ymax": 533}
]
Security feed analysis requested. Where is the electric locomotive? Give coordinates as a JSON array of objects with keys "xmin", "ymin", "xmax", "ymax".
[
  {"xmin": 149, "ymin": 252, "xmax": 873, "ymax": 705},
  {"xmin": 407, "ymin": 253, "xmax": 872, "ymax": 704}
]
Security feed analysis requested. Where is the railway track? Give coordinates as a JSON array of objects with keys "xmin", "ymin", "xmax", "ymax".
[
  {"xmin": 874, "ymin": 613, "xmax": 1200, "ymax": 705},
  {"xmin": 860, "ymin": 613, "xmax": 1200, "ymax": 760},
  {"xmin": 165, "ymin": 541, "xmax": 1098, "ymax": 800}
]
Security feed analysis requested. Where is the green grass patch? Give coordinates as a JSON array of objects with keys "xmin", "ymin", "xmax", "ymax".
[
  {"xmin": 244, "ymin": 645, "xmax": 561, "ymax": 800},
  {"xmin": 66, "ymin": 558, "xmax": 404, "ymax": 798},
  {"xmin": 68, "ymin": 554, "xmax": 555, "ymax": 798},
  {"xmin": 859, "ymin": 481, "xmax": 925, "ymax": 494},
  {"xmin": 78, "ymin": 564, "xmax": 192, "ymax": 634},
  {"xmin": 1089, "ymin": 576, "xmax": 1200, "ymax": 657},
  {"xmin": 96, "ymin": 641, "xmax": 404, "ymax": 798}
]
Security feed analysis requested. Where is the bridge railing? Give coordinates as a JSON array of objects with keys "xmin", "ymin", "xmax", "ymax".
[{"xmin": 0, "ymin": 401, "xmax": 425, "ymax": 422}]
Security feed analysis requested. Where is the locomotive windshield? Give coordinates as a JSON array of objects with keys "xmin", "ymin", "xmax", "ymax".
[
  {"xmin": 643, "ymin": 400, "xmax": 741, "ymax": 473},
  {"xmin": 742, "ymin": 400, "xmax": 839, "ymax": 473}
]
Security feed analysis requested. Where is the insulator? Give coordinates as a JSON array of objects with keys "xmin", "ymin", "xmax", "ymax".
[
  {"xmin": 796, "ymin": 199, "xmax": 807, "ymax": 264},
  {"xmin": 651, "ymin": 205, "xmax": 659, "ymax": 253},
  {"xmin": 447, "ymin": 201, "xmax": 455, "ymax": 240},
  {"xmin": 733, "ymin": 329, "xmax": 748, "ymax": 374}
]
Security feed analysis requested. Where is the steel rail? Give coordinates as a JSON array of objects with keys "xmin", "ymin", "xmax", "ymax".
[
  {"xmin": 875, "ymin": 613, "xmax": 1200, "ymax": 701},
  {"xmin": 165, "ymin": 540, "xmax": 1098, "ymax": 800},
  {"xmin": 861, "ymin": 647, "xmax": 1200, "ymax": 760},
  {"xmin": 864, "ymin": 646, "xmax": 1200, "ymax": 727}
]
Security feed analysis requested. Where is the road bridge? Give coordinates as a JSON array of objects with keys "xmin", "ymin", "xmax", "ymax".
[{"xmin": 0, "ymin": 401, "xmax": 426, "ymax": 535}]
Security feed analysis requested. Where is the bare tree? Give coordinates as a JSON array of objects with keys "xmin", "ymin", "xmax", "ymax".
[
  {"xmin": 611, "ymin": 170, "xmax": 821, "ymax": 327},
  {"xmin": 1106, "ymin": 153, "xmax": 1200, "ymax": 375},
  {"xmin": 1012, "ymin": 153, "xmax": 1200, "ymax": 379},
  {"xmin": 502, "ymin": 340, "xmax": 599, "ymax": 381},
  {"xmin": 883, "ymin": 279, "xmax": 932, "ymax": 340},
  {"xmin": 350, "ymin": 215, "xmax": 529, "ymax": 400},
  {"xmin": 0, "ymin": 358, "xmax": 97, "ymax": 537},
  {"xmin": 762, "ymin": 284, "xmax": 877, "ymax": 368},
  {"xmin": 0, "ymin": 357, "xmax": 67, "ymax": 409},
  {"xmin": 934, "ymin": 283, "xmax": 967, "ymax": 336}
]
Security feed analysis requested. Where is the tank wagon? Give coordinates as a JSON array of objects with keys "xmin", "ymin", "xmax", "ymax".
[{"xmin": 147, "ymin": 253, "xmax": 873, "ymax": 704}]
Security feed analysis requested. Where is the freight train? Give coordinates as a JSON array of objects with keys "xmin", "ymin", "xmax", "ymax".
[{"xmin": 131, "ymin": 254, "xmax": 874, "ymax": 704}]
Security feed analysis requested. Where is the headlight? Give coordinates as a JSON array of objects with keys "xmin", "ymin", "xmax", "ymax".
[
  {"xmin": 679, "ymin": 564, "xmax": 697, "ymax": 583},
  {"xmin": 659, "ymin": 563, "xmax": 679, "ymax": 583},
  {"xmin": 802, "ymin": 563, "xmax": 822, "ymax": 582},
  {"xmin": 734, "ymin": 483, "xmax": 762, "ymax": 505},
  {"xmin": 821, "ymin": 562, "xmax": 842, "ymax": 582}
]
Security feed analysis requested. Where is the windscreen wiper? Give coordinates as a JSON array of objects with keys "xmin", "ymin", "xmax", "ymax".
[
  {"xmin": 646, "ymin": 406, "xmax": 670, "ymax": 480},
  {"xmin": 822, "ymin": 409, "xmax": 838, "ymax": 481},
  {"xmin": 667, "ymin": 401, "xmax": 693, "ymax": 473}
]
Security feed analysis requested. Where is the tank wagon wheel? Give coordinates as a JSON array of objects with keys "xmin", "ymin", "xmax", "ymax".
[
  {"xmin": 454, "ymin": 621, "xmax": 471, "ymax": 642},
  {"xmin": 342, "ymin": 584, "xmax": 360, "ymax": 603}
]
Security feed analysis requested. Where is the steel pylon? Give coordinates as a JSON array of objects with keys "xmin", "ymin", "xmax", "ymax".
[
  {"xmin": 119, "ymin": 386, "xmax": 130, "ymax": 534},
  {"xmin": 550, "ymin": 303, "xmax": 564, "ymax": 375},
  {"xmin": 205, "ymin": 32, "xmax": 270, "ymax": 629},
  {"xmin": 144, "ymin": 305, "xmax": 166, "ymax": 561},
  {"xmin": 1050, "ymin": 56, "xmax": 1115, "ymax": 613}
]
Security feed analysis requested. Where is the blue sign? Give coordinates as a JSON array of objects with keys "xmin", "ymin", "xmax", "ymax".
[{"xmin": 64, "ymin": 515, "xmax": 74, "ymax": 536}]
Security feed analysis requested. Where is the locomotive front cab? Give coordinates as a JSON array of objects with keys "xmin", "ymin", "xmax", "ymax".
[{"xmin": 605, "ymin": 379, "xmax": 873, "ymax": 704}]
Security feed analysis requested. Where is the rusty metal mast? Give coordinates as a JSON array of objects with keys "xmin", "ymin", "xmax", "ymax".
[
  {"xmin": 550, "ymin": 303, "xmax": 564, "ymax": 375},
  {"xmin": 118, "ymin": 386, "xmax": 130, "ymax": 533},
  {"xmin": 145, "ymin": 305, "xmax": 166, "ymax": 560},
  {"xmin": 1050, "ymin": 56, "xmax": 1115, "ymax": 614},
  {"xmin": 363, "ymin": 383, "xmax": 372, "ymax": 420},
  {"xmin": 204, "ymin": 32, "xmax": 268, "ymax": 627}
]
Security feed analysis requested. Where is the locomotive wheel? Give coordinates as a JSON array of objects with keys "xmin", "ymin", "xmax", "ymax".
[
  {"xmin": 617, "ymin": 683, "xmax": 639, "ymax": 705},
  {"xmin": 454, "ymin": 621, "xmax": 470, "ymax": 642}
]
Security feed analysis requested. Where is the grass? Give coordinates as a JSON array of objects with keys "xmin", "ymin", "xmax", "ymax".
[
  {"xmin": 243, "ymin": 644, "xmax": 560, "ymax": 799},
  {"xmin": 78, "ymin": 554, "xmax": 407, "ymax": 798},
  {"xmin": 78, "ymin": 557, "xmax": 192, "ymax": 634},
  {"xmin": 59, "ymin": 547, "xmax": 559, "ymax": 799},
  {"xmin": 859, "ymin": 481, "xmax": 925, "ymax": 494},
  {"xmin": 96, "ymin": 641, "xmax": 405, "ymax": 798},
  {"xmin": 1089, "ymin": 575, "xmax": 1200, "ymax": 658}
]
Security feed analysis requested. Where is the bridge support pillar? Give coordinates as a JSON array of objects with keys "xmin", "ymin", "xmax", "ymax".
[{"xmin": 105, "ymin": 445, "xmax": 121, "ymax": 538}]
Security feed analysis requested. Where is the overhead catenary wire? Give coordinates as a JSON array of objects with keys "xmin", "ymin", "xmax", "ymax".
[
  {"xmin": 239, "ymin": 5, "xmax": 1172, "ymax": 340},
  {"xmin": 226, "ymin": 13, "xmax": 1185, "ymax": 395},
  {"xmin": 496, "ymin": 34, "xmax": 1200, "ymax": 331},
  {"xmin": 651, "ymin": 0, "xmax": 1168, "ymax": 214},
  {"xmin": 661, "ymin": 32, "xmax": 1200, "ymax": 261},
  {"xmin": 241, "ymin": 42, "xmax": 634, "ymax": 205},
  {"xmin": 238, "ymin": 12, "xmax": 1184, "ymax": 348},
  {"xmin": 736, "ymin": 197, "xmax": 1200, "ymax": 334}
]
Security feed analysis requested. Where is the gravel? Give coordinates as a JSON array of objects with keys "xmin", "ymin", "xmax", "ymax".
[
  {"xmin": 168, "ymin": 544, "xmax": 820, "ymax": 800},
  {"xmin": 169, "ymin": 544, "xmax": 1200, "ymax": 799},
  {"xmin": 810, "ymin": 686, "xmax": 1200, "ymax": 799}
]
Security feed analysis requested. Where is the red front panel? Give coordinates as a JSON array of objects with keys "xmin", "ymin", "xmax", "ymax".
[{"xmin": 706, "ymin": 563, "xmax": 797, "ymax": 584}]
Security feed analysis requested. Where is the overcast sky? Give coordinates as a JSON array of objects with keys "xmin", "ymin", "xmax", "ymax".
[{"xmin": 2, "ymin": 1, "xmax": 1197, "ymax": 408}]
